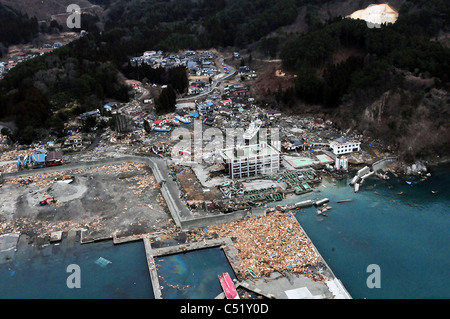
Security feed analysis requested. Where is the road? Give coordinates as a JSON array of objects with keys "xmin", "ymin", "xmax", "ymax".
[{"xmin": 176, "ymin": 57, "xmax": 237, "ymax": 103}]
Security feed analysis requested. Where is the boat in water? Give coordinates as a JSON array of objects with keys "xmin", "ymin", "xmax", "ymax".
[{"xmin": 218, "ymin": 272, "xmax": 239, "ymax": 299}]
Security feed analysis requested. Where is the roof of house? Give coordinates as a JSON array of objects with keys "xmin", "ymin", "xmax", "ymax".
[
  {"xmin": 46, "ymin": 151, "xmax": 63, "ymax": 161},
  {"xmin": 332, "ymin": 137, "xmax": 359, "ymax": 144}
]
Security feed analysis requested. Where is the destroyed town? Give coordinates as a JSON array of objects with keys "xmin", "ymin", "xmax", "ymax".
[{"xmin": 0, "ymin": 0, "xmax": 449, "ymax": 302}]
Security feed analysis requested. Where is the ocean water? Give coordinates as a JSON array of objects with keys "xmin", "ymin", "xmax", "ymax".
[
  {"xmin": 155, "ymin": 247, "xmax": 237, "ymax": 299},
  {"xmin": 0, "ymin": 239, "xmax": 154, "ymax": 299},
  {"xmin": 285, "ymin": 165, "xmax": 450, "ymax": 299},
  {"xmin": 1, "ymin": 167, "xmax": 448, "ymax": 299}
]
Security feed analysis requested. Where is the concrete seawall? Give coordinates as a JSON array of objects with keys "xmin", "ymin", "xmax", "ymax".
[
  {"xmin": 143, "ymin": 237, "xmax": 240, "ymax": 299},
  {"xmin": 293, "ymin": 217, "xmax": 352, "ymax": 299}
]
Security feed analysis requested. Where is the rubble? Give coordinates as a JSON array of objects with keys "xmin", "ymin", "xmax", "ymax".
[{"xmin": 187, "ymin": 211, "xmax": 326, "ymax": 282}]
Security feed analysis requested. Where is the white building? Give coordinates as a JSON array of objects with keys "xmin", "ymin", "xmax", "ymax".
[
  {"xmin": 335, "ymin": 157, "xmax": 349, "ymax": 170},
  {"xmin": 330, "ymin": 137, "xmax": 361, "ymax": 155},
  {"xmin": 243, "ymin": 119, "xmax": 262, "ymax": 145},
  {"xmin": 219, "ymin": 142, "xmax": 280, "ymax": 179}
]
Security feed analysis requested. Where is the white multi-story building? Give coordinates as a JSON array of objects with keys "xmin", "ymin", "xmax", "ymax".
[
  {"xmin": 330, "ymin": 137, "xmax": 361, "ymax": 155},
  {"xmin": 219, "ymin": 142, "xmax": 280, "ymax": 179}
]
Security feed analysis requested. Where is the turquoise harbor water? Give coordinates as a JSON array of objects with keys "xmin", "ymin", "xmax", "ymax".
[
  {"xmin": 0, "ymin": 166, "xmax": 448, "ymax": 299},
  {"xmin": 0, "ymin": 239, "xmax": 154, "ymax": 299},
  {"xmin": 286, "ymin": 165, "xmax": 450, "ymax": 299},
  {"xmin": 155, "ymin": 247, "xmax": 237, "ymax": 299}
]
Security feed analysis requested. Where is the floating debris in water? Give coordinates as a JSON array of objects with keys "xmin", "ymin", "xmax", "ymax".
[{"xmin": 95, "ymin": 257, "xmax": 112, "ymax": 268}]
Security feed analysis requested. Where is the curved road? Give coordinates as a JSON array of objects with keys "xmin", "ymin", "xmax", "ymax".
[{"xmin": 176, "ymin": 57, "xmax": 237, "ymax": 103}]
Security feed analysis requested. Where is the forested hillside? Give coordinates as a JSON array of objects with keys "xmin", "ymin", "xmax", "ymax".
[
  {"xmin": 277, "ymin": 0, "xmax": 450, "ymax": 161},
  {"xmin": 0, "ymin": 3, "xmax": 38, "ymax": 54},
  {"xmin": 0, "ymin": 0, "xmax": 449, "ymax": 156}
]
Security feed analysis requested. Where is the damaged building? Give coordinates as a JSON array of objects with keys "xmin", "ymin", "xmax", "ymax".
[{"xmin": 219, "ymin": 142, "xmax": 281, "ymax": 179}]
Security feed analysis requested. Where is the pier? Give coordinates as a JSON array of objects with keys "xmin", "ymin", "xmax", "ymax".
[
  {"xmin": 143, "ymin": 237, "xmax": 162, "ymax": 299},
  {"xmin": 143, "ymin": 236, "xmax": 240, "ymax": 299}
]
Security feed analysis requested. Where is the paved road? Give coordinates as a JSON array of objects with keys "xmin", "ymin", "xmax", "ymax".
[{"xmin": 176, "ymin": 57, "xmax": 237, "ymax": 103}]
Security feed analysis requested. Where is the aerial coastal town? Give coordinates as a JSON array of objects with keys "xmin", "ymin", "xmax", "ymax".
[
  {"xmin": 0, "ymin": 45, "xmax": 405, "ymax": 299},
  {"xmin": 0, "ymin": 1, "xmax": 448, "ymax": 301}
]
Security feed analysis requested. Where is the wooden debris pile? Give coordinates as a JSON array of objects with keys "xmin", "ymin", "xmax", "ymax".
[{"xmin": 188, "ymin": 211, "xmax": 326, "ymax": 282}]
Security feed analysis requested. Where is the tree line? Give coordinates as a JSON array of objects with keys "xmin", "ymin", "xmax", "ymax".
[
  {"xmin": 279, "ymin": 14, "xmax": 450, "ymax": 108},
  {"xmin": 0, "ymin": 4, "xmax": 38, "ymax": 57}
]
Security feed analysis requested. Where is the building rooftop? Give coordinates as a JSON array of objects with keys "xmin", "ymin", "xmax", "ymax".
[
  {"xmin": 332, "ymin": 137, "xmax": 360, "ymax": 144},
  {"xmin": 221, "ymin": 143, "xmax": 280, "ymax": 162}
]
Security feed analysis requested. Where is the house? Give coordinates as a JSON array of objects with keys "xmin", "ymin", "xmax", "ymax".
[
  {"xmin": 203, "ymin": 117, "xmax": 215, "ymax": 126},
  {"xmin": 154, "ymin": 119, "xmax": 166, "ymax": 126},
  {"xmin": 78, "ymin": 109, "xmax": 100, "ymax": 120},
  {"xmin": 221, "ymin": 99, "xmax": 233, "ymax": 107},
  {"xmin": 64, "ymin": 135, "xmax": 83, "ymax": 150},
  {"xmin": 187, "ymin": 61, "xmax": 197, "ymax": 69},
  {"xmin": 234, "ymin": 89, "xmax": 248, "ymax": 97},
  {"xmin": 238, "ymin": 66, "xmax": 250, "ymax": 74},
  {"xmin": 103, "ymin": 102, "xmax": 119, "ymax": 111},
  {"xmin": 39, "ymin": 49, "xmax": 53, "ymax": 56},
  {"xmin": 267, "ymin": 110, "xmax": 282, "ymax": 119},
  {"xmin": 188, "ymin": 86, "xmax": 200, "ymax": 95},
  {"xmin": 189, "ymin": 111, "xmax": 199, "ymax": 118},
  {"xmin": 218, "ymin": 107, "xmax": 233, "ymax": 116},
  {"xmin": 45, "ymin": 151, "xmax": 64, "ymax": 167},
  {"xmin": 283, "ymin": 138, "xmax": 310, "ymax": 151},
  {"xmin": 329, "ymin": 137, "xmax": 361, "ymax": 155},
  {"xmin": 143, "ymin": 51, "xmax": 156, "ymax": 57},
  {"xmin": 176, "ymin": 102, "xmax": 196, "ymax": 111}
]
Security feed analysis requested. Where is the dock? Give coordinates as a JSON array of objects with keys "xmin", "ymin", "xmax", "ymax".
[{"xmin": 143, "ymin": 237, "xmax": 163, "ymax": 299}]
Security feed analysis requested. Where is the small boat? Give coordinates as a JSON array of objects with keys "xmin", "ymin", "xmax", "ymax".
[
  {"xmin": 431, "ymin": 190, "xmax": 439, "ymax": 194},
  {"xmin": 219, "ymin": 272, "xmax": 239, "ymax": 299},
  {"xmin": 405, "ymin": 181, "xmax": 412, "ymax": 185},
  {"xmin": 396, "ymin": 192, "xmax": 404, "ymax": 195},
  {"xmin": 316, "ymin": 209, "xmax": 328, "ymax": 217},
  {"xmin": 337, "ymin": 199, "xmax": 353, "ymax": 203}
]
